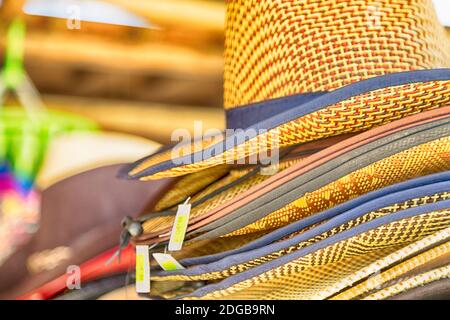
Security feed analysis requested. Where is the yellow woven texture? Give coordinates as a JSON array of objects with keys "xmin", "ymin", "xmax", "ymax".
[
  {"xmin": 224, "ymin": 0, "xmax": 450, "ymax": 107},
  {"xmin": 152, "ymin": 192, "xmax": 450, "ymax": 281},
  {"xmin": 184, "ymin": 210, "xmax": 450, "ymax": 300},
  {"xmin": 154, "ymin": 166, "xmax": 230, "ymax": 211},
  {"xmin": 133, "ymin": 80, "xmax": 450, "ymax": 179},
  {"xmin": 171, "ymin": 231, "xmax": 269, "ymax": 263},
  {"xmin": 331, "ymin": 240, "xmax": 450, "ymax": 300},
  {"xmin": 230, "ymin": 137, "xmax": 450, "ymax": 236},
  {"xmin": 362, "ymin": 264, "xmax": 450, "ymax": 300},
  {"xmin": 142, "ymin": 159, "xmax": 300, "ymax": 234}
]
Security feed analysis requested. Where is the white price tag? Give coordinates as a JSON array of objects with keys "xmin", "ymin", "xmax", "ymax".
[
  {"xmin": 168, "ymin": 198, "xmax": 191, "ymax": 251},
  {"xmin": 135, "ymin": 245, "xmax": 150, "ymax": 293}
]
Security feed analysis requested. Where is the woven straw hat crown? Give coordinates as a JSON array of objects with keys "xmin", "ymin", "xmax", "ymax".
[{"xmin": 224, "ymin": 0, "xmax": 450, "ymax": 109}]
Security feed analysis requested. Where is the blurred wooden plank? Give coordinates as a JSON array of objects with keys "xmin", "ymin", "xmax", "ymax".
[
  {"xmin": 0, "ymin": 0, "xmax": 27, "ymax": 21},
  {"xmin": 0, "ymin": 0, "xmax": 224, "ymax": 106},
  {"xmin": 0, "ymin": 0, "xmax": 226, "ymax": 33},
  {"xmin": 105, "ymin": 0, "xmax": 225, "ymax": 35},
  {"xmin": 0, "ymin": 0, "xmax": 225, "ymax": 54},
  {"xmin": 25, "ymin": 62, "xmax": 223, "ymax": 106},
  {"xmin": 0, "ymin": 31, "xmax": 223, "ymax": 105},
  {"xmin": 43, "ymin": 95, "xmax": 225, "ymax": 144},
  {"xmin": 0, "ymin": 30, "xmax": 223, "ymax": 106},
  {"xmin": 0, "ymin": 31, "xmax": 223, "ymax": 76}
]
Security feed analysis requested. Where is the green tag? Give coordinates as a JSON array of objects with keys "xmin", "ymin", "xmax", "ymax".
[
  {"xmin": 135, "ymin": 254, "xmax": 145, "ymax": 282},
  {"xmin": 3, "ymin": 19, "xmax": 26, "ymax": 89}
]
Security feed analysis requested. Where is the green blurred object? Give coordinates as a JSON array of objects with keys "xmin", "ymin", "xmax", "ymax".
[
  {"xmin": 0, "ymin": 108, "xmax": 98, "ymax": 190},
  {"xmin": 3, "ymin": 19, "xmax": 26, "ymax": 90},
  {"xmin": 0, "ymin": 19, "xmax": 98, "ymax": 190}
]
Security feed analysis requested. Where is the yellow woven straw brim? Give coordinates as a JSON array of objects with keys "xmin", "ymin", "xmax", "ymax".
[
  {"xmin": 154, "ymin": 165, "xmax": 230, "ymax": 211},
  {"xmin": 128, "ymin": 80, "xmax": 450, "ymax": 180},
  {"xmin": 139, "ymin": 136, "xmax": 450, "ymax": 243},
  {"xmin": 142, "ymin": 159, "xmax": 301, "ymax": 236},
  {"xmin": 169, "ymin": 231, "xmax": 269, "ymax": 265},
  {"xmin": 229, "ymin": 136, "xmax": 450, "ymax": 236},
  {"xmin": 331, "ymin": 240, "xmax": 450, "ymax": 300},
  {"xmin": 182, "ymin": 211, "xmax": 450, "ymax": 300},
  {"xmin": 150, "ymin": 229, "xmax": 450, "ymax": 299},
  {"xmin": 151, "ymin": 192, "xmax": 450, "ymax": 282},
  {"xmin": 362, "ymin": 264, "xmax": 450, "ymax": 300},
  {"xmin": 143, "ymin": 137, "xmax": 450, "ymax": 236}
]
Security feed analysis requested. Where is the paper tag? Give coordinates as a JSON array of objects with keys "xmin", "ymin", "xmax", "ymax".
[
  {"xmin": 153, "ymin": 253, "xmax": 185, "ymax": 271},
  {"xmin": 168, "ymin": 198, "xmax": 191, "ymax": 251},
  {"xmin": 135, "ymin": 245, "xmax": 150, "ymax": 293}
]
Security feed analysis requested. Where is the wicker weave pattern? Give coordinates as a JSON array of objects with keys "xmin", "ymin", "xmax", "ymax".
[
  {"xmin": 224, "ymin": 0, "xmax": 450, "ymax": 107},
  {"xmin": 331, "ymin": 241, "xmax": 450, "ymax": 299},
  {"xmin": 362, "ymin": 264, "xmax": 450, "ymax": 300},
  {"xmin": 144, "ymin": 170, "xmax": 271, "ymax": 234},
  {"xmin": 143, "ymin": 169, "xmax": 266, "ymax": 234},
  {"xmin": 172, "ymin": 231, "xmax": 268, "ymax": 263},
  {"xmin": 152, "ymin": 192, "xmax": 450, "ymax": 281},
  {"xmin": 132, "ymin": 80, "xmax": 450, "ymax": 179},
  {"xmin": 229, "ymin": 137, "xmax": 450, "ymax": 236},
  {"xmin": 142, "ymin": 159, "xmax": 301, "ymax": 234},
  {"xmin": 154, "ymin": 166, "xmax": 230, "ymax": 211},
  {"xmin": 184, "ymin": 211, "xmax": 450, "ymax": 300}
]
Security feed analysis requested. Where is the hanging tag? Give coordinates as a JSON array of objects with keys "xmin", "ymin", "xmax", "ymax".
[
  {"xmin": 153, "ymin": 253, "xmax": 185, "ymax": 271},
  {"xmin": 168, "ymin": 197, "xmax": 191, "ymax": 251},
  {"xmin": 135, "ymin": 245, "xmax": 150, "ymax": 293}
]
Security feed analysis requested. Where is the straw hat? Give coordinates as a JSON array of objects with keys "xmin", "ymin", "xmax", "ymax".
[{"xmin": 123, "ymin": 0, "xmax": 450, "ymax": 180}]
